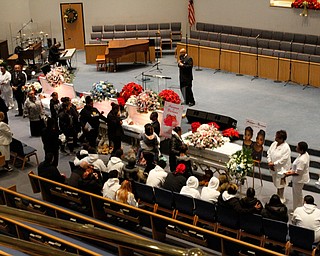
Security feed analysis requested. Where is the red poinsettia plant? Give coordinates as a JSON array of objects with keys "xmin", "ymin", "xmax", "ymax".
[
  {"xmin": 158, "ymin": 89, "xmax": 181, "ymax": 105},
  {"xmin": 208, "ymin": 122, "xmax": 220, "ymax": 130},
  {"xmin": 119, "ymin": 82, "xmax": 143, "ymax": 103},
  {"xmin": 191, "ymin": 122, "xmax": 201, "ymax": 133},
  {"xmin": 222, "ymin": 128, "xmax": 240, "ymax": 139},
  {"xmin": 292, "ymin": 0, "xmax": 320, "ymax": 9}
]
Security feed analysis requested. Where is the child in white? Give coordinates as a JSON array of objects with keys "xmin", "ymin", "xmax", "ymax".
[
  {"xmin": 180, "ymin": 176, "xmax": 200, "ymax": 199},
  {"xmin": 146, "ymin": 160, "xmax": 168, "ymax": 188},
  {"xmin": 201, "ymin": 176, "xmax": 220, "ymax": 203}
]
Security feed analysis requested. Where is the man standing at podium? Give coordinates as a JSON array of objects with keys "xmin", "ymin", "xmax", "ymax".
[{"xmin": 178, "ymin": 48, "xmax": 195, "ymax": 107}]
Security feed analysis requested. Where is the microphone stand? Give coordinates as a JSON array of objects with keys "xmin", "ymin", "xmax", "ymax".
[
  {"xmin": 284, "ymin": 40, "xmax": 293, "ymax": 86},
  {"xmin": 236, "ymin": 49, "xmax": 243, "ymax": 76},
  {"xmin": 195, "ymin": 41, "xmax": 202, "ymax": 71},
  {"xmin": 303, "ymin": 55, "xmax": 311, "ymax": 90},
  {"xmin": 274, "ymin": 54, "xmax": 281, "ymax": 83},
  {"xmin": 214, "ymin": 32, "xmax": 221, "ymax": 74},
  {"xmin": 251, "ymin": 34, "xmax": 260, "ymax": 81},
  {"xmin": 17, "ymin": 19, "xmax": 33, "ymax": 47},
  {"xmin": 152, "ymin": 32, "xmax": 162, "ymax": 72}
]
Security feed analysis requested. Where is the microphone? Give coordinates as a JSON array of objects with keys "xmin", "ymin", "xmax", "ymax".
[{"xmin": 255, "ymin": 34, "xmax": 260, "ymax": 39}]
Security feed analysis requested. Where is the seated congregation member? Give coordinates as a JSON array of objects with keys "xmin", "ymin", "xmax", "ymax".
[
  {"xmin": 106, "ymin": 149, "xmax": 124, "ymax": 178},
  {"xmin": 169, "ymin": 126, "xmax": 183, "ymax": 172},
  {"xmin": 261, "ymin": 194, "xmax": 288, "ymax": 223},
  {"xmin": 199, "ymin": 168, "xmax": 214, "ymax": 186},
  {"xmin": 180, "ymin": 176, "xmax": 200, "ymax": 199},
  {"xmin": 77, "ymin": 147, "xmax": 107, "ymax": 173},
  {"xmin": 217, "ymin": 173, "xmax": 229, "ymax": 193},
  {"xmin": 218, "ymin": 183, "xmax": 261, "ymax": 214},
  {"xmin": 23, "ymin": 90, "xmax": 45, "ymax": 137},
  {"xmin": 146, "ymin": 159, "xmax": 168, "ymax": 188},
  {"xmin": 292, "ymin": 195, "xmax": 320, "ymax": 243},
  {"xmin": 73, "ymin": 143, "xmax": 90, "ymax": 165},
  {"xmin": 80, "ymin": 96, "xmax": 108, "ymax": 147},
  {"xmin": 162, "ymin": 163, "xmax": 187, "ymax": 193},
  {"xmin": 123, "ymin": 158, "xmax": 139, "ymax": 180},
  {"xmin": 240, "ymin": 187, "xmax": 263, "ymax": 214},
  {"xmin": 38, "ymin": 153, "xmax": 65, "ymax": 183},
  {"xmin": 41, "ymin": 117, "xmax": 60, "ymax": 167},
  {"xmin": 176, "ymin": 144, "xmax": 193, "ymax": 178},
  {"xmin": 102, "ymin": 170, "xmax": 121, "ymax": 200},
  {"xmin": 67, "ymin": 161, "xmax": 88, "ymax": 188},
  {"xmin": 150, "ymin": 111, "xmax": 160, "ymax": 136},
  {"xmin": 78, "ymin": 164, "xmax": 103, "ymax": 195},
  {"xmin": 136, "ymin": 123, "xmax": 160, "ymax": 163},
  {"xmin": 106, "ymin": 102, "xmax": 124, "ymax": 153},
  {"xmin": 200, "ymin": 176, "xmax": 220, "ymax": 203},
  {"xmin": 143, "ymin": 151, "xmax": 156, "ymax": 174},
  {"xmin": 116, "ymin": 180, "xmax": 138, "ymax": 207}
]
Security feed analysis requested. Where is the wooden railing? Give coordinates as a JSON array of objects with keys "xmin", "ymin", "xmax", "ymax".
[{"xmin": 24, "ymin": 172, "xmax": 287, "ymax": 256}]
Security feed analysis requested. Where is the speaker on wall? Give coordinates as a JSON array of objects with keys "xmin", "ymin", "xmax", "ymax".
[{"xmin": 186, "ymin": 108, "xmax": 237, "ymax": 130}]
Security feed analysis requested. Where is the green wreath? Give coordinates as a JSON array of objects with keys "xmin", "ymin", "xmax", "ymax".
[{"xmin": 64, "ymin": 8, "xmax": 78, "ymax": 23}]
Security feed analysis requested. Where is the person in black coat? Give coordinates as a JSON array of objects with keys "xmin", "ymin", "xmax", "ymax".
[
  {"xmin": 162, "ymin": 163, "xmax": 187, "ymax": 192},
  {"xmin": 261, "ymin": 194, "xmax": 289, "ymax": 223},
  {"xmin": 49, "ymin": 92, "xmax": 60, "ymax": 123},
  {"xmin": 78, "ymin": 164, "xmax": 103, "ymax": 195},
  {"xmin": 240, "ymin": 187, "xmax": 263, "ymax": 214},
  {"xmin": 169, "ymin": 126, "xmax": 183, "ymax": 172},
  {"xmin": 218, "ymin": 184, "xmax": 261, "ymax": 214},
  {"xmin": 10, "ymin": 64, "xmax": 26, "ymax": 116},
  {"xmin": 150, "ymin": 111, "xmax": 160, "ymax": 136},
  {"xmin": 178, "ymin": 48, "xmax": 195, "ymax": 106},
  {"xmin": 38, "ymin": 153, "xmax": 65, "ymax": 183},
  {"xmin": 79, "ymin": 96, "xmax": 108, "ymax": 148},
  {"xmin": 41, "ymin": 117, "xmax": 60, "ymax": 167},
  {"xmin": 106, "ymin": 102, "xmax": 124, "ymax": 153}
]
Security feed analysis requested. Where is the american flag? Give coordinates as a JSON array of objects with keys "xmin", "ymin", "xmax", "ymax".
[{"xmin": 188, "ymin": 0, "xmax": 195, "ymax": 27}]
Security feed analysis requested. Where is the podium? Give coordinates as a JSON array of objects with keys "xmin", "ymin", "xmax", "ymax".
[{"xmin": 142, "ymin": 73, "xmax": 171, "ymax": 92}]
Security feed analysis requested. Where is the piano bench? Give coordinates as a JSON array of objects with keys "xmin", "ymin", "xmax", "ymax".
[{"xmin": 96, "ymin": 54, "xmax": 106, "ymax": 71}]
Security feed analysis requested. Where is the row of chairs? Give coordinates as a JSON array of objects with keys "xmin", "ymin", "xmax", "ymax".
[
  {"xmin": 90, "ymin": 22, "xmax": 182, "ymax": 48},
  {"xmin": 182, "ymin": 31, "xmax": 320, "ymax": 63},
  {"xmin": 133, "ymin": 182, "xmax": 317, "ymax": 255},
  {"xmin": 195, "ymin": 22, "xmax": 320, "ymax": 45}
]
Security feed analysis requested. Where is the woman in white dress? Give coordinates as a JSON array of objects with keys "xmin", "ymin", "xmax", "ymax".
[
  {"xmin": 286, "ymin": 141, "xmax": 310, "ymax": 210},
  {"xmin": 267, "ymin": 130, "xmax": 291, "ymax": 203},
  {"xmin": 0, "ymin": 111, "xmax": 12, "ymax": 171},
  {"xmin": 0, "ymin": 63, "xmax": 14, "ymax": 109}
]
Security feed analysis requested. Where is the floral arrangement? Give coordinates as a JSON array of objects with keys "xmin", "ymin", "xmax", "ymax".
[
  {"xmin": 136, "ymin": 89, "xmax": 160, "ymax": 113},
  {"xmin": 158, "ymin": 89, "xmax": 181, "ymax": 105},
  {"xmin": 292, "ymin": 0, "xmax": 320, "ymax": 9},
  {"xmin": 119, "ymin": 82, "xmax": 143, "ymax": 103},
  {"xmin": 191, "ymin": 122, "xmax": 201, "ymax": 133},
  {"xmin": 90, "ymin": 81, "xmax": 117, "ymax": 102},
  {"xmin": 186, "ymin": 123, "xmax": 228, "ymax": 149},
  {"xmin": 222, "ymin": 128, "xmax": 240, "ymax": 140},
  {"xmin": 126, "ymin": 95, "xmax": 137, "ymax": 105},
  {"xmin": 46, "ymin": 66, "xmax": 73, "ymax": 87},
  {"xmin": 226, "ymin": 147, "xmax": 253, "ymax": 185},
  {"xmin": 22, "ymin": 81, "xmax": 42, "ymax": 93}
]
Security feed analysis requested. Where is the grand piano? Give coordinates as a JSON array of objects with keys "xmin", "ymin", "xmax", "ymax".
[{"xmin": 105, "ymin": 39, "xmax": 149, "ymax": 72}]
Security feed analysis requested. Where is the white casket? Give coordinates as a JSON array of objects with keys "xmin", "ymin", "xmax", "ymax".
[
  {"xmin": 39, "ymin": 76, "xmax": 78, "ymax": 110},
  {"xmin": 181, "ymin": 131, "xmax": 242, "ymax": 169},
  {"xmin": 122, "ymin": 103, "xmax": 163, "ymax": 138}
]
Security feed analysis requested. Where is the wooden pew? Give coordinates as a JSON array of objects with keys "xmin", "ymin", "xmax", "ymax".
[{"xmin": 26, "ymin": 172, "xmax": 287, "ymax": 255}]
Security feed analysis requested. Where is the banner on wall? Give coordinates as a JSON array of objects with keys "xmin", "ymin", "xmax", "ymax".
[{"xmin": 160, "ymin": 102, "xmax": 184, "ymax": 138}]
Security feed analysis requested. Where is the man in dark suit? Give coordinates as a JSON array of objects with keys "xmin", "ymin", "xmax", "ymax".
[
  {"xmin": 10, "ymin": 64, "xmax": 26, "ymax": 116},
  {"xmin": 48, "ymin": 42, "xmax": 66, "ymax": 66},
  {"xmin": 178, "ymin": 48, "xmax": 195, "ymax": 106}
]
